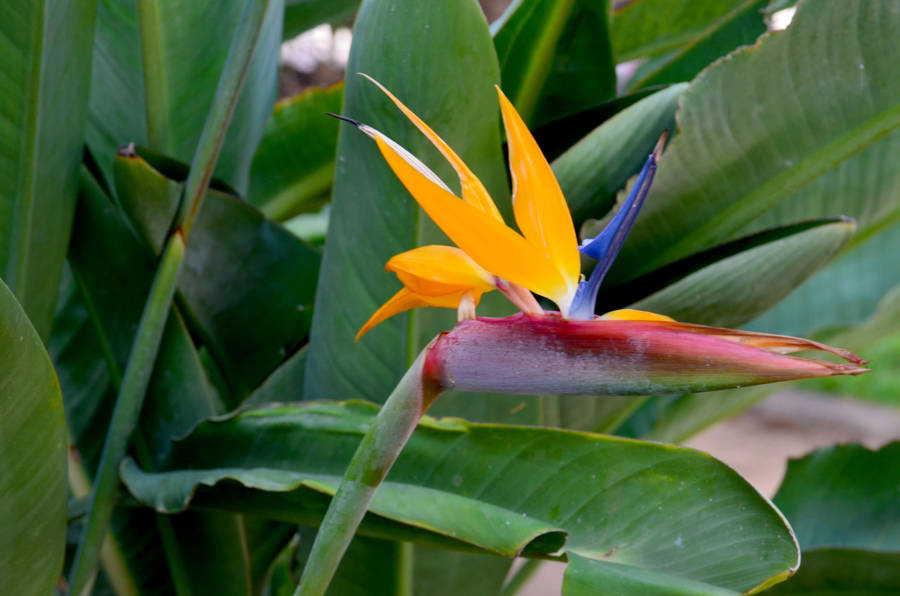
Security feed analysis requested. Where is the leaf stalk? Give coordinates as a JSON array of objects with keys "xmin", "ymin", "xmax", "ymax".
[
  {"xmin": 295, "ymin": 345, "xmax": 442, "ymax": 596},
  {"xmin": 67, "ymin": 0, "xmax": 272, "ymax": 591}
]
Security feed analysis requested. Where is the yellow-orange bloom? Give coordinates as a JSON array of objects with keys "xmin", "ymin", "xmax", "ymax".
[{"xmin": 348, "ymin": 75, "xmax": 662, "ymax": 340}]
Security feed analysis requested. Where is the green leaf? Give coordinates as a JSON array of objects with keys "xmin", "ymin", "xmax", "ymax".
[
  {"xmin": 69, "ymin": 170, "xmax": 221, "ymax": 464},
  {"xmin": 245, "ymin": 346, "xmax": 308, "ymax": 407},
  {"xmin": 121, "ymin": 401, "xmax": 800, "ymax": 593},
  {"xmin": 624, "ymin": 0, "xmax": 767, "ymax": 91},
  {"xmin": 86, "ymin": 0, "xmax": 283, "ymax": 194},
  {"xmin": 303, "ymin": 0, "xmax": 511, "ymax": 404},
  {"xmin": 0, "ymin": 278, "xmax": 67, "ymax": 595},
  {"xmin": 763, "ymin": 548, "xmax": 900, "ymax": 595},
  {"xmin": 564, "ymin": 552, "xmax": 743, "ymax": 595},
  {"xmin": 552, "ymin": 83, "xmax": 684, "ymax": 226},
  {"xmin": 774, "ymin": 443, "xmax": 900, "ymax": 552},
  {"xmin": 612, "ymin": 0, "xmax": 752, "ymax": 61},
  {"xmin": 621, "ymin": 219, "xmax": 856, "ymax": 327},
  {"xmin": 113, "ymin": 149, "xmax": 322, "ymax": 400},
  {"xmin": 608, "ymin": 0, "xmax": 900, "ymax": 286},
  {"xmin": 0, "ymin": 0, "xmax": 96, "ymax": 339},
  {"xmin": 283, "ymin": 0, "xmax": 358, "ymax": 39},
  {"xmin": 493, "ymin": 0, "xmax": 615, "ymax": 125},
  {"xmin": 530, "ymin": 87, "xmax": 669, "ymax": 161},
  {"xmin": 748, "ymin": 220, "xmax": 900, "ymax": 337},
  {"xmin": 248, "ymin": 85, "xmax": 343, "ymax": 221},
  {"xmin": 413, "ymin": 549, "xmax": 511, "ymax": 596},
  {"xmin": 765, "ymin": 443, "xmax": 900, "ymax": 594}
]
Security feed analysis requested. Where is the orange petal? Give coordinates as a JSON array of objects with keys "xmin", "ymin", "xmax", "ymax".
[
  {"xmin": 362, "ymin": 74, "xmax": 502, "ymax": 221},
  {"xmin": 496, "ymin": 87, "xmax": 580, "ymax": 298},
  {"xmin": 387, "ymin": 246, "xmax": 495, "ymax": 297},
  {"xmin": 374, "ymin": 135, "xmax": 574, "ymax": 313},
  {"xmin": 356, "ymin": 287, "xmax": 485, "ymax": 342},
  {"xmin": 600, "ymin": 309, "xmax": 676, "ymax": 322}
]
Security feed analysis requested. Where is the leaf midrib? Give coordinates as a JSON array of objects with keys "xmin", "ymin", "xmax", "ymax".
[{"xmin": 8, "ymin": 0, "xmax": 46, "ymax": 306}]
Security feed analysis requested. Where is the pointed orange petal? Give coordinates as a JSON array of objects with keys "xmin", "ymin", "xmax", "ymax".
[
  {"xmin": 600, "ymin": 309, "xmax": 675, "ymax": 322},
  {"xmin": 387, "ymin": 246, "xmax": 495, "ymax": 297},
  {"xmin": 356, "ymin": 287, "xmax": 486, "ymax": 342},
  {"xmin": 496, "ymin": 86, "xmax": 580, "ymax": 293},
  {"xmin": 362, "ymin": 74, "xmax": 502, "ymax": 221},
  {"xmin": 374, "ymin": 135, "xmax": 573, "ymax": 312},
  {"xmin": 357, "ymin": 288, "xmax": 420, "ymax": 342}
]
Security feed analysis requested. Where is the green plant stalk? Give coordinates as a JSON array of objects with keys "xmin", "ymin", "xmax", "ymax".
[
  {"xmin": 136, "ymin": 0, "xmax": 170, "ymax": 152},
  {"xmin": 68, "ymin": 444, "xmax": 141, "ymax": 596},
  {"xmin": 178, "ymin": 0, "xmax": 272, "ymax": 237},
  {"xmin": 67, "ymin": 232, "xmax": 186, "ymax": 596},
  {"xmin": 68, "ymin": 1, "xmax": 272, "ymax": 590},
  {"xmin": 295, "ymin": 346, "xmax": 441, "ymax": 596}
]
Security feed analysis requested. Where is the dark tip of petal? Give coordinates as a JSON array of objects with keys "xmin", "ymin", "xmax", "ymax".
[
  {"xmin": 653, "ymin": 130, "xmax": 668, "ymax": 161},
  {"xmin": 326, "ymin": 112, "xmax": 362, "ymax": 127}
]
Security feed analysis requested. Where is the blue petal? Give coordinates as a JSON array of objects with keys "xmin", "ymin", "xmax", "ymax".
[{"xmin": 570, "ymin": 148, "xmax": 660, "ymax": 319}]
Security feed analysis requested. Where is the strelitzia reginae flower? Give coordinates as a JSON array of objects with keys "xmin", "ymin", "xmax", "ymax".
[{"xmin": 336, "ymin": 75, "xmax": 867, "ymax": 395}]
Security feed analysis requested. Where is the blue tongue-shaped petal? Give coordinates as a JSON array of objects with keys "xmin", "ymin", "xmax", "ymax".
[{"xmin": 570, "ymin": 134, "xmax": 665, "ymax": 319}]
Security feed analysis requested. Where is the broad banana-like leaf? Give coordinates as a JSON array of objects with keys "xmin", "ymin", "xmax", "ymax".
[
  {"xmin": 767, "ymin": 443, "xmax": 900, "ymax": 594},
  {"xmin": 608, "ymin": 0, "xmax": 900, "ymax": 285},
  {"xmin": 622, "ymin": 0, "xmax": 767, "ymax": 91},
  {"xmin": 121, "ymin": 401, "xmax": 799, "ymax": 595},
  {"xmin": 0, "ymin": 278, "xmax": 67, "ymax": 595},
  {"xmin": 0, "ymin": 0, "xmax": 96, "ymax": 339},
  {"xmin": 612, "ymin": 0, "xmax": 755, "ymax": 61}
]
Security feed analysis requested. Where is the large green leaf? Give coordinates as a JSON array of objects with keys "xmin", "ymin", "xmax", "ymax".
[
  {"xmin": 608, "ymin": 0, "xmax": 900, "ymax": 286},
  {"xmin": 762, "ymin": 548, "xmax": 900, "ymax": 595},
  {"xmin": 766, "ymin": 443, "xmax": 900, "ymax": 594},
  {"xmin": 624, "ymin": 219, "xmax": 855, "ymax": 327},
  {"xmin": 552, "ymin": 83, "xmax": 685, "ymax": 227},
  {"xmin": 86, "ymin": 0, "xmax": 282, "ymax": 194},
  {"xmin": 0, "ymin": 279, "xmax": 67, "ymax": 595},
  {"xmin": 774, "ymin": 443, "xmax": 900, "ymax": 552},
  {"xmin": 303, "ymin": 0, "xmax": 511, "ymax": 404},
  {"xmin": 492, "ymin": 0, "xmax": 615, "ymax": 126},
  {"xmin": 283, "ymin": 0, "xmax": 358, "ymax": 39},
  {"xmin": 530, "ymin": 87, "xmax": 667, "ymax": 161},
  {"xmin": 247, "ymin": 85, "xmax": 343, "ymax": 221},
  {"xmin": 0, "ymin": 0, "xmax": 96, "ymax": 339},
  {"xmin": 748, "ymin": 219, "xmax": 900, "ymax": 336},
  {"xmin": 122, "ymin": 401, "xmax": 800, "ymax": 594},
  {"xmin": 623, "ymin": 0, "xmax": 767, "ymax": 91},
  {"xmin": 612, "ymin": 0, "xmax": 754, "ymax": 61},
  {"xmin": 113, "ymin": 149, "xmax": 322, "ymax": 400}
]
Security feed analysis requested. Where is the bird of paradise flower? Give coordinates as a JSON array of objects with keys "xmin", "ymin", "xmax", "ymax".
[{"xmin": 332, "ymin": 75, "xmax": 866, "ymax": 395}]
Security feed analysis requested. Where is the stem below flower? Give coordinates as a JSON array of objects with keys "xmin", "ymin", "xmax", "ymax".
[{"xmin": 295, "ymin": 343, "xmax": 442, "ymax": 596}]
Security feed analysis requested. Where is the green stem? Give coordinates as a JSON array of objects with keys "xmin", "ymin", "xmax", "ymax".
[
  {"xmin": 136, "ymin": 0, "xmax": 170, "ymax": 152},
  {"xmin": 294, "ymin": 346, "xmax": 441, "ymax": 596},
  {"xmin": 396, "ymin": 542, "xmax": 415, "ymax": 596},
  {"xmin": 178, "ymin": 0, "xmax": 272, "ymax": 238},
  {"xmin": 68, "ymin": 233, "xmax": 186, "ymax": 596},
  {"xmin": 68, "ymin": 444, "xmax": 141, "ymax": 596},
  {"xmin": 67, "ymin": 1, "xmax": 272, "ymax": 591}
]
